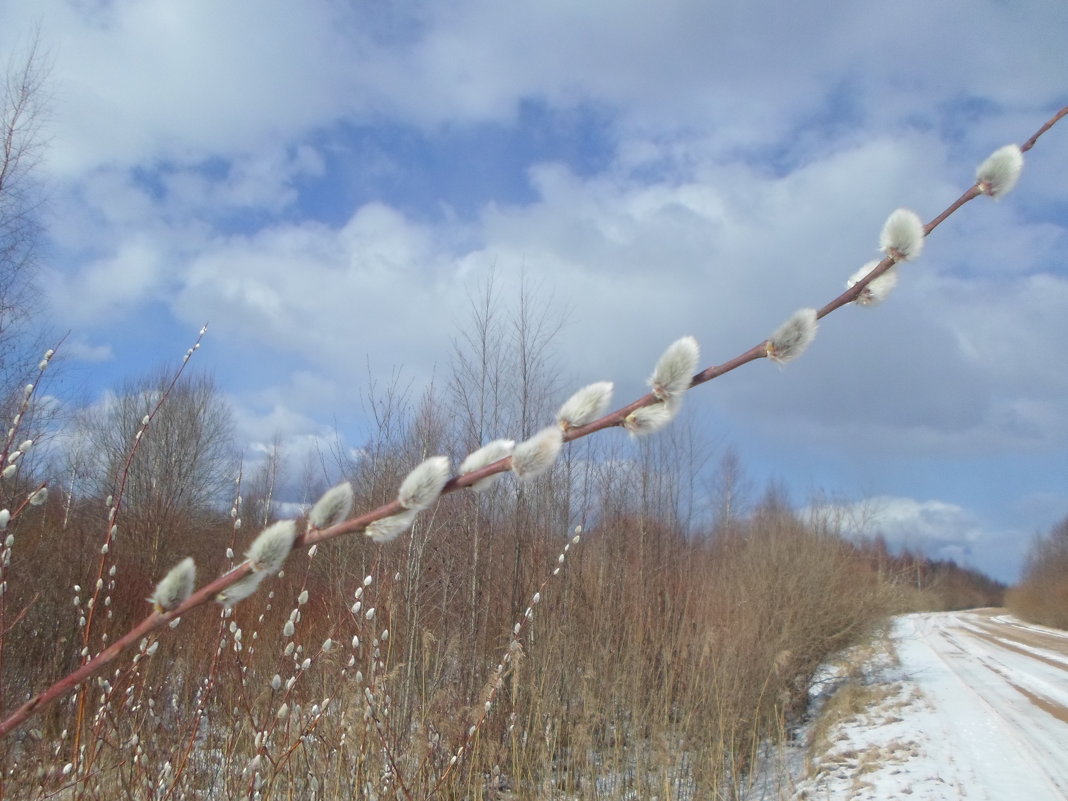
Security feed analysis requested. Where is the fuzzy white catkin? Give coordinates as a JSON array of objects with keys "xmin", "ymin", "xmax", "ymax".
[
  {"xmin": 246, "ymin": 520, "xmax": 298, "ymax": 574},
  {"xmin": 847, "ymin": 261, "xmax": 899, "ymax": 307},
  {"xmin": 556, "ymin": 382, "xmax": 614, "ymax": 429},
  {"xmin": 28, "ymin": 487, "xmax": 48, "ymax": 506},
  {"xmin": 152, "ymin": 557, "xmax": 196, "ymax": 612},
  {"xmin": 623, "ymin": 398, "xmax": 680, "ymax": 436},
  {"xmin": 459, "ymin": 439, "xmax": 515, "ymax": 492},
  {"xmin": 879, "ymin": 208, "xmax": 925, "ymax": 261},
  {"xmin": 365, "ymin": 509, "xmax": 418, "ymax": 543},
  {"xmin": 308, "ymin": 482, "xmax": 354, "ymax": 529},
  {"xmin": 649, "ymin": 336, "xmax": 699, "ymax": 400},
  {"xmin": 216, "ymin": 572, "xmax": 266, "ymax": 607},
  {"xmin": 976, "ymin": 144, "xmax": 1023, "ymax": 198},
  {"xmin": 511, "ymin": 426, "xmax": 564, "ymax": 481},
  {"xmin": 766, "ymin": 308, "xmax": 818, "ymax": 364},
  {"xmin": 397, "ymin": 456, "xmax": 450, "ymax": 511}
]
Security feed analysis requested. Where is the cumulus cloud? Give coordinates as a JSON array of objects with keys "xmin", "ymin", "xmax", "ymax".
[
  {"xmin": 46, "ymin": 237, "xmax": 166, "ymax": 323},
  {"xmin": 810, "ymin": 495, "xmax": 983, "ymax": 560}
]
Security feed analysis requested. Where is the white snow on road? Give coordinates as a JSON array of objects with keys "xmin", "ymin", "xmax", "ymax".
[{"xmin": 791, "ymin": 610, "xmax": 1068, "ymax": 800}]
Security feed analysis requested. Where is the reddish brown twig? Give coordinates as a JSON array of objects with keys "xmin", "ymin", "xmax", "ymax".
[{"xmin": 0, "ymin": 105, "xmax": 1064, "ymax": 743}]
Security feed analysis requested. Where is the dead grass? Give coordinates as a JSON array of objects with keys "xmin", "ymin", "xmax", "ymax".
[
  {"xmin": 0, "ymin": 498, "xmax": 903, "ymax": 800},
  {"xmin": 1007, "ymin": 516, "xmax": 1068, "ymax": 630}
]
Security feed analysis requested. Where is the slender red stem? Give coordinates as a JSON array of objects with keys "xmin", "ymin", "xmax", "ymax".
[{"xmin": 1, "ymin": 105, "xmax": 1065, "ymax": 743}]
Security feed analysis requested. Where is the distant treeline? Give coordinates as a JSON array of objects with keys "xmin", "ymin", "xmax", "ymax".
[{"xmin": 1007, "ymin": 516, "xmax": 1068, "ymax": 629}]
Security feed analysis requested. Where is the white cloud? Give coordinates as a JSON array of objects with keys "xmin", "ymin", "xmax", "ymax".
[
  {"xmin": 5, "ymin": 0, "xmax": 357, "ymax": 175},
  {"xmin": 46, "ymin": 236, "xmax": 165, "ymax": 323},
  {"xmin": 172, "ymin": 203, "xmax": 466, "ymax": 389},
  {"xmin": 5, "ymin": 0, "xmax": 1065, "ymax": 579},
  {"xmin": 59, "ymin": 336, "xmax": 114, "ymax": 364},
  {"xmin": 810, "ymin": 495, "xmax": 994, "ymax": 569},
  {"xmin": 7, "ymin": 0, "xmax": 1065, "ymax": 182}
]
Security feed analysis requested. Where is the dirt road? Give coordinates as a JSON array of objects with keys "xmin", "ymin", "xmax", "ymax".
[{"xmin": 793, "ymin": 610, "xmax": 1068, "ymax": 800}]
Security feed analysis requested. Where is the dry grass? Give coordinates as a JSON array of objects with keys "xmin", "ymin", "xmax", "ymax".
[
  {"xmin": 0, "ymin": 493, "xmax": 903, "ymax": 800},
  {"xmin": 1007, "ymin": 516, "xmax": 1068, "ymax": 630}
]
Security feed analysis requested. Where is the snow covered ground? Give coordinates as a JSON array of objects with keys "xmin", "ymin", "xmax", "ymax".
[{"xmin": 791, "ymin": 610, "xmax": 1068, "ymax": 800}]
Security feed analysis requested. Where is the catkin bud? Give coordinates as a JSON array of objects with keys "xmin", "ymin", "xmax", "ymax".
[
  {"xmin": 557, "ymin": 382, "xmax": 614, "ymax": 429},
  {"xmin": 397, "ymin": 456, "xmax": 450, "ymax": 511},
  {"xmin": 28, "ymin": 487, "xmax": 48, "ymax": 506},
  {"xmin": 365, "ymin": 510, "xmax": 418, "ymax": 544},
  {"xmin": 216, "ymin": 572, "xmax": 266, "ymax": 608},
  {"xmin": 847, "ymin": 261, "xmax": 898, "ymax": 307},
  {"xmin": 765, "ymin": 308, "xmax": 818, "ymax": 364},
  {"xmin": 511, "ymin": 427, "xmax": 563, "ymax": 481},
  {"xmin": 151, "ymin": 557, "xmax": 196, "ymax": 612},
  {"xmin": 624, "ymin": 398, "xmax": 681, "ymax": 436},
  {"xmin": 879, "ymin": 209, "xmax": 925, "ymax": 262},
  {"xmin": 308, "ymin": 482, "xmax": 354, "ymax": 529},
  {"xmin": 459, "ymin": 439, "xmax": 515, "ymax": 492},
  {"xmin": 976, "ymin": 144, "xmax": 1023, "ymax": 198},
  {"xmin": 649, "ymin": 336, "xmax": 699, "ymax": 401},
  {"xmin": 246, "ymin": 520, "xmax": 298, "ymax": 574}
]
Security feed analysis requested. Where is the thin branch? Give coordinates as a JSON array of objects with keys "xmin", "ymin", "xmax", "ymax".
[{"xmin": 0, "ymin": 105, "xmax": 1065, "ymax": 742}]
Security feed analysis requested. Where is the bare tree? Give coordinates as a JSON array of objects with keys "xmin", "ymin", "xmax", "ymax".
[
  {"xmin": 0, "ymin": 37, "xmax": 48, "ymax": 376},
  {"xmin": 709, "ymin": 446, "xmax": 751, "ymax": 536},
  {"xmin": 69, "ymin": 369, "xmax": 238, "ymax": 574}
]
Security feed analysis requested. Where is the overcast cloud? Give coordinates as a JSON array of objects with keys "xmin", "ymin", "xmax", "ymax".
[{"xmin": 2, "ymin": 0, "xmax": 1066, "ymax": 581}]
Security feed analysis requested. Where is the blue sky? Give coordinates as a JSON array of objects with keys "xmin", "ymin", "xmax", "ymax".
[{"xmin": 3, "ymin": 0, "xmax": 1066, "ymax": 582}]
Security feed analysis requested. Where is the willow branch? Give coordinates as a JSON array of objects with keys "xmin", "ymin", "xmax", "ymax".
[{"xmin": 1, "ymin": 105, "xmax": 1064, "ymax": 742}]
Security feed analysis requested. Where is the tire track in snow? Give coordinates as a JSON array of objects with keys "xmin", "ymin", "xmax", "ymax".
[
  {"xmin": 792, "ymin": 612, "xmax": 1068, "ymax": 801},
  {"xmin": 905, "ymin": 612, "xmax": 1068, "ymax": 800}
]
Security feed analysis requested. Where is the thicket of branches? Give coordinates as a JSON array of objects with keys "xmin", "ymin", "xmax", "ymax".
[{"xmin": 1007, "ymin": 516, "xmax": 1068, "ymax": 629}]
